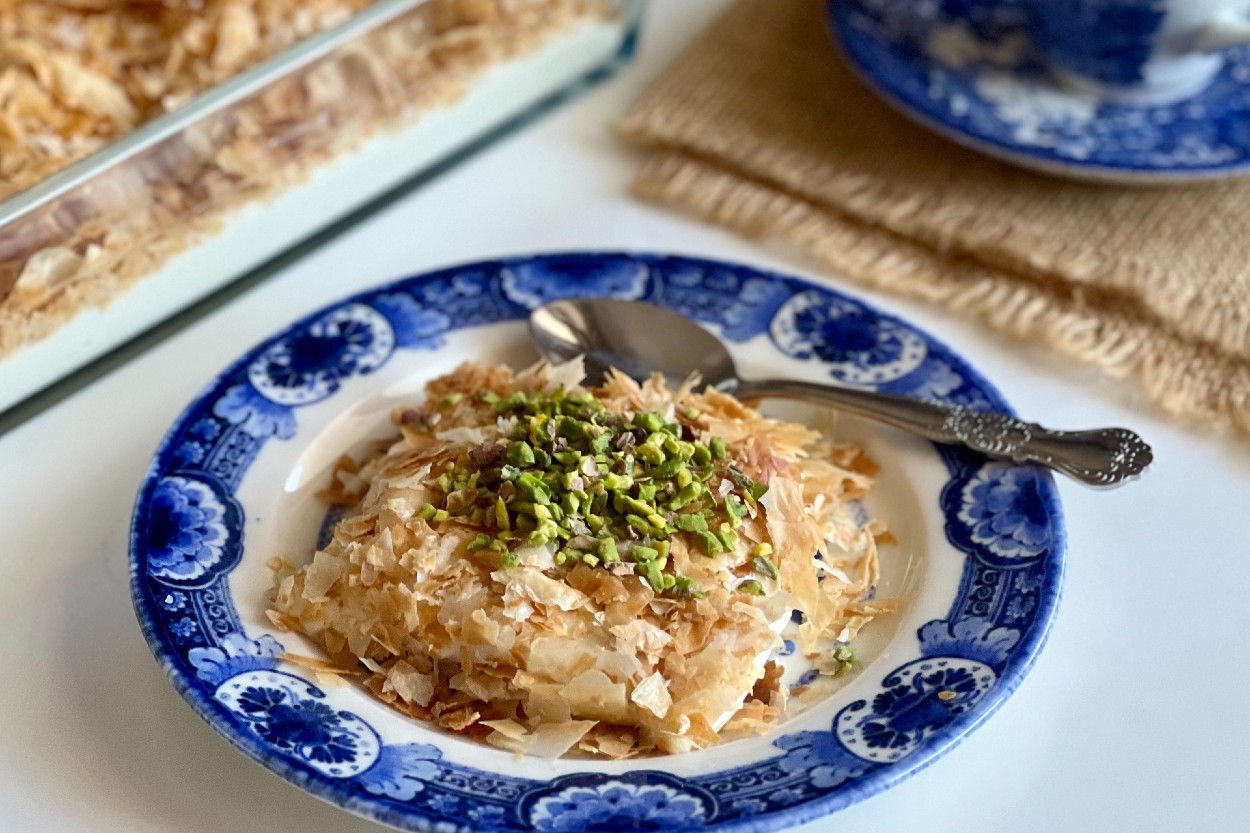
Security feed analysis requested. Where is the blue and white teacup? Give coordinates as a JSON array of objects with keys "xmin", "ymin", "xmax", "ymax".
[{"xmin": 1024, "ymin": 0, "xmax": 1250, "ymax": 103}]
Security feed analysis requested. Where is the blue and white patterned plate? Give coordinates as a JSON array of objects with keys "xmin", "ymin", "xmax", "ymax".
[
  {"xmin": 830, "ymin": 0, "xmax": 1250, "ymax": 182},
  {"xmin": 130, "ymin": 252, "xmax": 1064, "ymax": 832}
]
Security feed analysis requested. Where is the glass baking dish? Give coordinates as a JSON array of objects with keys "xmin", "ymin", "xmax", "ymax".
[{"xmin": 0, "ymin": 0, "xmax": 641, "ymax": 416}]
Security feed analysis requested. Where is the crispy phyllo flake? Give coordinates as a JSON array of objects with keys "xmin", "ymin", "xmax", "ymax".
[
  {"xmin": 436, "ymin": 705, "xmax": 481, "ymax": 732},
  {"xmin": 578, "ymin": 726, "xmax": 640, "ymax": 759},
  {"xmin": 485, "ymin": 718, "xmax": 597, "ymax": 758},
  {"xmin": 630, "ymin": 671, "xmax": 673, "ymax": 719}
]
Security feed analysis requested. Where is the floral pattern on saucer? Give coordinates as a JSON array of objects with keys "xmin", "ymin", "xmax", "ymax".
[
  {"xmin": 143, "ymin": 474, "xmax": 242, "ymax": 586},
  {"xmin": 771, "ymin": 291, "xmax": 928, "ymax": 386},
  {"xmin": 130, "ymin": 253, "xmax": 1064, "ymax": 832},
  {"xmin": 215, "ymin": 671, "xmax": 382, "ymax": 778},
  {"xmin": 524, "ymin": 774, "xmax": 714, "ymax": 832},
  {"xmin": 834, "ymin": 658, "xmax": 997, "ymax": 763},
  {"xmin": 247, "ymin": 304, "xmax": 397, "ymax": 406},
  {"xmin": 830, "ymin": 0, "xmax": 1250, "ymax": 180}
]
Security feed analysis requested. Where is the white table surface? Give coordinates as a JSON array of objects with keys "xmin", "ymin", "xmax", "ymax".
[{"xmin": 3, "ymin": 3, "xmax": 1249, "ymax": 831}]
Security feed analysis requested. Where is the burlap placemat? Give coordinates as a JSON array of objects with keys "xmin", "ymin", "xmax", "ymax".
[{"xmin": 617, "ymin": 0, "xmax": 1250, "ymax": 437}]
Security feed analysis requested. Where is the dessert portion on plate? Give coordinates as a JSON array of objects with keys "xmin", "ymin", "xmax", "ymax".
[
  {"xmin": 0, "ymin": 0, "xmax": 608, "ymax": 363},
  {"xmin": 269, "ymin": 360, "xmax": 896, "ymax": 758}
]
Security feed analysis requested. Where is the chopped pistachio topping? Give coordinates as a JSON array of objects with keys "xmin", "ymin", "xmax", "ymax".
[
  {"xmin": 831, "ymin": 644, "xmax": 856, "ymax": 676},
  {"xmin": 632, "ymin": 545, "xmax": 659, "ymax": 562},
  {"xmin": 670, "ymin": 575, "xmax": 706, "ymax": 599},
  {"xmin": 753, "ymin": 554, "xmax": 779, "ymax": 580},
  {"xmin": 408, "ymin": 385, "xmax": 770, "ymax": 597},
  {"xmin": 675, "ymin": 513, "xmax": 708, "ymax": 533},
  {"xmin": 694, "ymin": 531, "xmax": 725, "ymax": 556},
  {"xmin": 598, "ymin": 537, "xmax": 620, "ymax": 563}
]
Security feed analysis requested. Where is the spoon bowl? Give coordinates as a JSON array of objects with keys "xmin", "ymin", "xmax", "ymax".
[{"xmin": 530, "ymin": 296, "xmax": 736, "ymax": 386}]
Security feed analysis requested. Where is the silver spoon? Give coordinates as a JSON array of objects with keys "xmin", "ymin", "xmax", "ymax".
[{"xmin": 530, "ymin": 298, "xmax": 1152, "ymax": 487}]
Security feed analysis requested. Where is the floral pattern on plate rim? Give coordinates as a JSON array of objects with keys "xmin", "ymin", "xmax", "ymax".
[{"xmin": 130, "ymin": 252, "xmax": 1064, "ymax": 832}]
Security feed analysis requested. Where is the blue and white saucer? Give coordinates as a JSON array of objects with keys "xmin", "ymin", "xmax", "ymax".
[{"xmin": 828, "ymin": 0, "xmax": 1250, "ymax": 183}]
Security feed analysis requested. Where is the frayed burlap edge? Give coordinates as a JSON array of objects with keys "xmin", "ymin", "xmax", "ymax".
[{"xmin": 632, "ymin": 151, "xmax": 1250, "ymax": 438}]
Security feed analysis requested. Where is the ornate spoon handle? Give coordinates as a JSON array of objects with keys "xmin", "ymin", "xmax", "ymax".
[{"xmin": 731, "ymin": 378, "xmax": 1152, "ymax": 487}]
